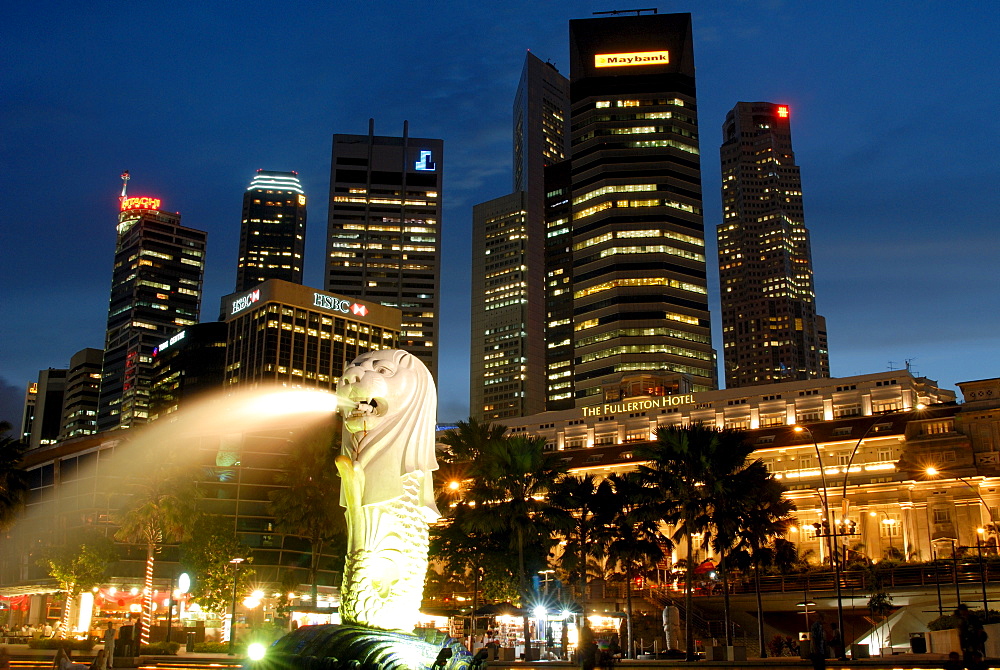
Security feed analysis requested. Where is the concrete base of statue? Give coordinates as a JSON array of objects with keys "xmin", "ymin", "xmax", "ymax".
[{"xmin": 256, "ymin": 623, "xmax": 471, "ymax": 670}]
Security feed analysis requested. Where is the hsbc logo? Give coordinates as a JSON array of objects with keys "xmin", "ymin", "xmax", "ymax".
[
  {"xmin": 231, "ymin": 289, "xmax": 261, "ymax": 315},
  {"xmin": 314, "ymin": 292, "xmax": 368, "ymax": 318}
]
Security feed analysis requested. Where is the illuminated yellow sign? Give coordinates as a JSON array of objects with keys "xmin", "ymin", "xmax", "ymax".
[
  {"xmin": 581, "ymin": 394, "xmax": 695, "ymax": 418},
  {"xmin": 298, "ymin": 195, "xmax": 306, "ymax": 206},
  {"xmin": 594, "ymin": 50, "xmax": 670, "ymax": 68}
]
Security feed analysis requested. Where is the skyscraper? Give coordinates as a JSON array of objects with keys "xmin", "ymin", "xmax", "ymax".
[
  {"xmin": 236, "ymin": 170, "xmax": 307, "ymax": 292},
  {"xmin": 471, "ymin": 193, "xmax": 536, "ymax": 420},
  {"xmin": 718, "ymin": 102, "xmax": 829, "ymax": 387},
  {"xmin": 566, "ymin": 12, "xmax": 716, "ymax": 403},
  {"xmin": 97, "ymin": 192, "xmax": 206, "ymax": 431},
  {"xmin": 469, "ymin": 53, "xmax": 570, "ymax": 420},
  {"xmin": 59, "ymin": 348, "xmax": 103, "ymax": 441},
  {"xmin": 326, "ymin": 121, "xmax": 442, "ymax": 379}
]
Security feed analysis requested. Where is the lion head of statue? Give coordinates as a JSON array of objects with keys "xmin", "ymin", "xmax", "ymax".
[{"xmin": 336, "ymin": 349, "xmax": 439, "ymax": 516}]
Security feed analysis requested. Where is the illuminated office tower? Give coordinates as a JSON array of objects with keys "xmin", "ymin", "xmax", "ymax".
[
  {"xmin": 58, "ymin": 348, "xmax": 103, "ymax": 441},
  {"xmin": 567, "ymin": 12, "xmax": 716, "ymax": 403},
  {"xmin": 326, "ymin": 120, "xmax": 442, "ymax": 379},
  {"xmin": 471, "ymin": 193, "xmax": 539, "ymax": 420},
  {"xmin": 25, "ymin": 367, "xmax": 66, "ymax": 450},
  {"xmin": 236, "ymin": 170, "xmax": 307, "ymax": 292},
  {"xmin": 469, "ymin": 54, "xmax": 570, "ymax": 420},
  {"xmin": 97, "ymin": 193, "xmax": 206, "ymax": 431},
  {"xmin": 718, "ymin": 102, "xmax": 829, "ymax": 387}
]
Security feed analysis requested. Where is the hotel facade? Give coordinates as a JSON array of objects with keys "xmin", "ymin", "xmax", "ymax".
[{"xmin": 471, "ymin": 371, "xmax": 1000, "ymax": 564}]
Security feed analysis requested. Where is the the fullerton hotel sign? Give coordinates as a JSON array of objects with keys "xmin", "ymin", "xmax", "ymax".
[{"xmin": 581, "ymin": 394, "xmax": 696, "ymax": 418}]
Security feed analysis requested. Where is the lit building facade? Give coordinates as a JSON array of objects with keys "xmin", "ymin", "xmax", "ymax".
[
  {"xmin": 97, "ymin": 197, "xmax": 206, "ymax": 431},
  {"xmin": 718, "ymin": 102, "xmax": 829, "ymax": 387},
  {"xmin": 566, "ymin": 13, "xmax": 716, "ymax": 402},
  {"xmin": 471, "ymin": 193, "xmax": 540, "ymax": 420},
  {"xmin": 25, "ymin": 368, "xmax": 67, "ymax": 450},
  {"xmin": 236, "ymin": 170, "xmax": 307, "ymax": 292},
  {"xmin": 149, "ymin": 322, "xmax": 227, "ymax": 420},
  {"xmin": 325, "ymin": 121, "xmax": 441, "ymax": 380},
  {"xmin": 468, "ymin": 53, "xmax": 571, "ymax": 421},
  {"xmin": 220, "ymin": 279, "xmax": 401, "ymax": 391},
  {"xmin": 461, "ymin": 371, "xmax": 1000, "ymax": 563},
  {"xmin": 59, "ymin": 348, "xmax": 103, "ymax": 441}
]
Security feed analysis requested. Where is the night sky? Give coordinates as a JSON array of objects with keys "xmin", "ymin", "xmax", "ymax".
[{"xmin": 2, "ymin": 2, "xmax": 998, "ymax": 427}]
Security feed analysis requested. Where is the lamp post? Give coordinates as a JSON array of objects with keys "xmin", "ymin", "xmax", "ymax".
[
  {"xmin": 228, "ymin": 558, "xmax": 245, "ymax": 655},
  {"xmin": 925, "ymin": 467, "xmax": 996, "ymax": 618},
  {"xmin": 793, "ymin": 425, "xmax": 846, "ymax": 647}
]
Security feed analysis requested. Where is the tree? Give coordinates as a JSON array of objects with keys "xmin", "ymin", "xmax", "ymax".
[
  {"xmin": 268, "ymin": 424, "xmax": 346, "ymax": 602},
  {"xmin": 462, "ymin": 435, "xmax": 568, "ymax": 659},
  {"xmin": 429, "ymin": 501, "xmax": 518, "ymax": 635},
  {"xmin": 603, "ymin": 472, "xmax": 669, "ymax": 658},
  {"xmin": 439, "ymin": 418, "xmax": 508, "ymax": 463},
  {"xmin": 114, "ymin": 450, "xmax": 201, "ymax": 645},
  {"xmin": 724, "ymin": 468, "xmax": 794, "ymax": 656},
  {"xmin": 38, "ymin": 529, "xmax": 117, "ymax": 638},
  {"xmin": 181, "ymin": 515, "xmax": 255, "ymax": 614},
  {"xmin": 636, "ymin": 425, "xmax": 753, "ymax": 660},
  {"xmin": 0, "ymin": 421, "xmax": 29, "ymax": 530},
  {"xmin": 549, "ymin": 475, "xmax": 614, "ymax": 619}
]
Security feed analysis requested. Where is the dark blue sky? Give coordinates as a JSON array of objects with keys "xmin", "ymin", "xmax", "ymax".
[{"xmin": 2, "ymin": 2, "xmax": 998, "ymax": 426}]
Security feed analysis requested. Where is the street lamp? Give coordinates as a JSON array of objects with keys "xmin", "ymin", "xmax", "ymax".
[
  {"xmin": 228, "ymin": 558, "xmax": 245, "ymax": 655},
  {"xmin": 793, "ymin": 424, "xmax": 845, "ymax": 650},
  {"xmin": 924, "ymin": 468, "xmax": 995, "ymax": 618}
]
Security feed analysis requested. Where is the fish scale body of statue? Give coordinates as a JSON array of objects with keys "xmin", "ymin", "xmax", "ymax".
[{"xmin": 335, "ymin": 349, "xmax": 440, "ymax": 632}]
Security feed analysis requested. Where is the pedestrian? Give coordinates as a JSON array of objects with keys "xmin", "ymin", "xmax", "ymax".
[
  {"xmin": 829, "ymin": 622, "xmax": 846, "ymax": 661},
  {"xmin": 579, "ymin": 626, "xmax": 598, "ymax": 670},
  {"xmin": 956, "ymin": 604, "xmax": 987, "ymax": 664},
  {"xmin": 102, "ymin": 622, "xmax": 115, "ymax": 669},
  {"xmin": 89, "ymin": 650, "xmax": 106, "ymax": 670},
  {"xmin": 809, "ymin": 612, "xmax": 828, "ymax": 670}
]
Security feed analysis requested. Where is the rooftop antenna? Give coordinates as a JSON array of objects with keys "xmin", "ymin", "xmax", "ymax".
[
  {"xmin": 120, "ymin": 170, "xmax": 130, "ymax": 203},
  {"xmin": 905, "ymin": 358, "xmax": 918, "ymax": 375},
  {"xmin": 593, "ymin": 8, "xmax": 658, "ymax": 15},
  {"xmin": 887, "ymin": 361, "xmax": 898, "ymax": 371}
]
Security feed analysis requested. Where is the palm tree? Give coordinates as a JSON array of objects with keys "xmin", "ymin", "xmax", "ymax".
[
  {"xmin": 0, "ymin": 421, "xmax": 29, "ymax": 530},
  {"xmin": 439, "ymin": 418, "xmax": 508, "ymax": 463},
  {"xmin": 114, "ymin": 451, "xmax": 201, "ymax": 645},
  {"xmin": 730, "ymin": 472, "xmax": 794, "ymax": 657},
  {"xmin": 549, "ymin": 475, "xmax": 614, "ymax": 620},
  {"xmin": 268, "ymin": 425, "xmax": 346, "ymax": 602},
  {"xmin": 636, "ymin": 425, "xmax": 752, "ymax": 660},
  {"xmin": 430, "ymin": 500, "xmax": 514, "ymax": 636},
  {"xmin": 603, "ymin": 472, "xmax": 669, "ymax": 658},
  {"xmin": 462, "ymin": 435, "xmax": 568, "ymax": 659}
]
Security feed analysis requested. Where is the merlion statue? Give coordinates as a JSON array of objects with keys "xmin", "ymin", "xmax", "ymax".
[{"xmin": 335, "ymin": 349, "xmax": 440, "ymax": 632}]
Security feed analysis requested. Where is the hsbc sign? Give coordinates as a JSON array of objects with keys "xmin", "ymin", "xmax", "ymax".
[
  {"xmin": 314, "ymin": 293, "xmax": 368, "ymax": 318},
  {"xmin": 231, "ymin": 289, "xmax": 261, "ymax": 315}
]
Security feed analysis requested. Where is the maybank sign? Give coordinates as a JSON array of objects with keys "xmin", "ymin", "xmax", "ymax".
[
  {"xmin": 594, "ymin": 50, "xmax": 670, "ymax": 67},
  {"xmin": 581, "ymin": 393, "xmax": 695, "ymax": 418}
]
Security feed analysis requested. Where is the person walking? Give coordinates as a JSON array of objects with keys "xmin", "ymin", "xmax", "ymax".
[
  {"xmin": 102, "ymin": 623, "xmax": 115, "ymax": 669},
  {"xmin": 956, "ymin": 604, "xmax": 987, "ymax": 664},
  {"xmin": 809, "ymin": 612, "xmax": 828, "ymax": 670},
  {"xmin": 829, "ymin": 622, "xmax": 846, "ymax": 661}
]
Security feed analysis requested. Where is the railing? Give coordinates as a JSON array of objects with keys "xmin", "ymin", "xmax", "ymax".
[{"xmin": 603, "ymin": 561, "xmax": 999, "ymax": 599}]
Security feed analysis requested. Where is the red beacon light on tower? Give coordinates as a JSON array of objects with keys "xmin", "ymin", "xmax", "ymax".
[{"xmin": 776, "ymin": 105, "xmax": 790, "ymax": 119}]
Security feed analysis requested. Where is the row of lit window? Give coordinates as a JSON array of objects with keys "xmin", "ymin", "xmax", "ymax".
[{"xmin": 575, "ymin": 276, "xmax": 706, "ymax": 299}]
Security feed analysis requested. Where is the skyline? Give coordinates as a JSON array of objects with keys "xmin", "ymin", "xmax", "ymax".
[{"xmin": 3, "ymin": 2, "xmax": 998, "ymax": 426}]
